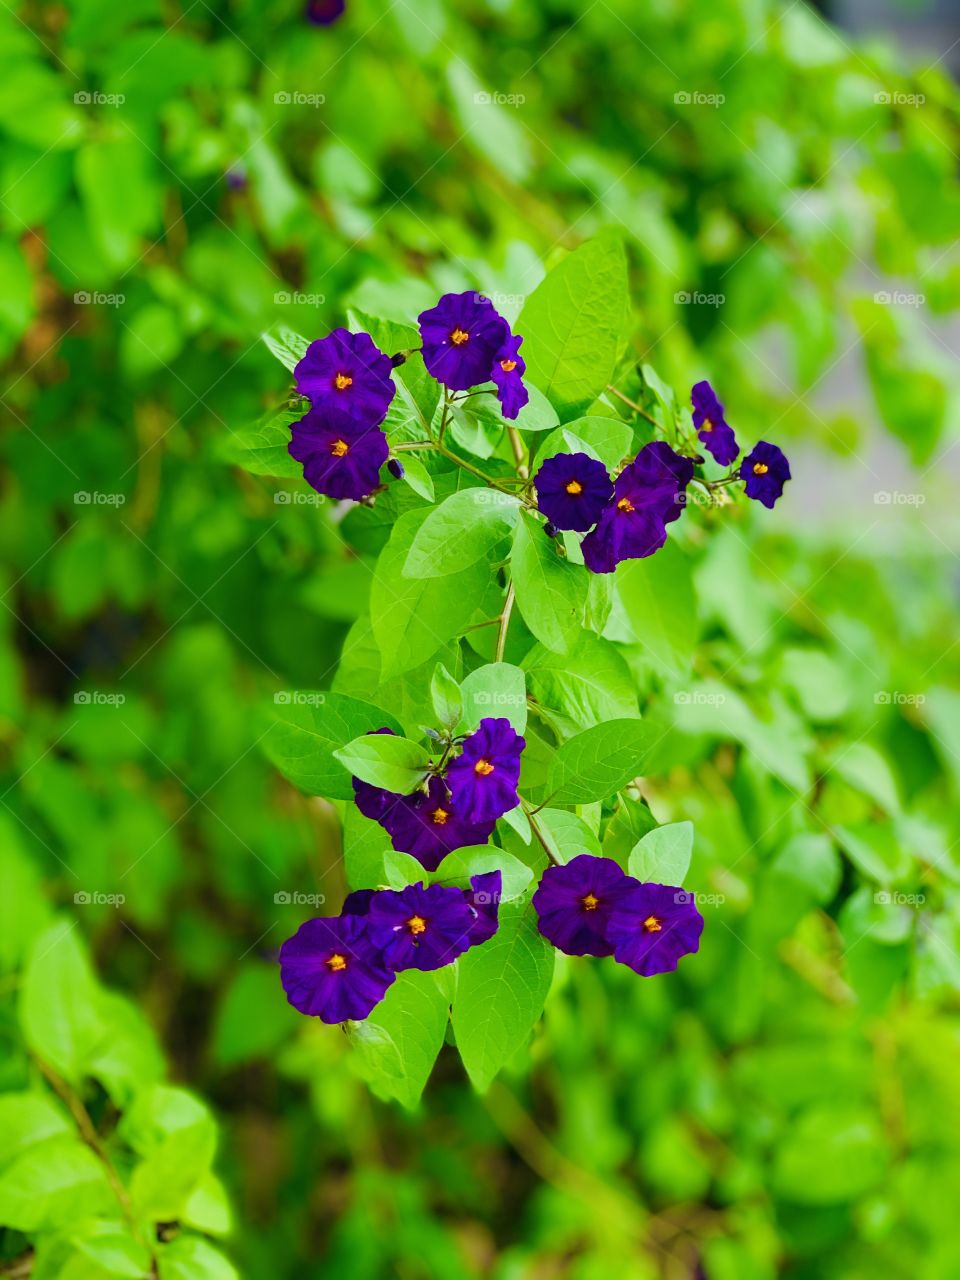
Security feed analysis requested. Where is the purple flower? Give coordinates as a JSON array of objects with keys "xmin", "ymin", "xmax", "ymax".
[
  {"xmin": 534, "ymin": 452, "xmax": 613, "ymax": 532},
  {"xmin": 354, "ymin": 774, "xmax": 496, "ymax": 873},
  {"xmin": 446, "ymin": 717, "xmax": 525, "ymax": 824},
  {"xmin": 532, "ymin": 855, "xmax": 630, "ymax": 957},
  {"xmin": 607, "ymin": 883, "xmax": 704, "ymax": 976},
  {"xmin": 463, "ymin": 870, "xmax": 502, "ymax": 945},
  {"xmin": 279, "ymin": 914, "xmax": 394, "ymax": 1023},
  {"xmin": 691, "ymin": 380, "xmax": 739, "ymax": 466},
  {"xmin": 305, "ymin": 0, "xmax": 345, "ymax": 25},
  {"xmin": 367, "ymin": 882, "xmax": 476, "ymax": 971},
  {"xmin": 741, "ymin": 441, "xmax": 791, "ymax": 509},
  {"xmin": 490, "ymin": 333, "xmax": 529, "ymax": 420},
  {"xmin": 418, "ymin": 293, "xmax": 509, "ymax": 392},
  {"xmin": 581, "ymin": 441, "xmax": 694, "ymax": 573},
  {"xmin": 294, "ymin": 329, "xmax": 395, "ymax": 425},
  {"xmin": 288, "ymin": 405, "xmax": 388, "ymax": 500}
]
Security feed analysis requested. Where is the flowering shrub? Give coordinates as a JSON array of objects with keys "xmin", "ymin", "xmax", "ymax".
[{"xmin": 238, "ymin": 237, "xmax": 793, "ymax": 1089}]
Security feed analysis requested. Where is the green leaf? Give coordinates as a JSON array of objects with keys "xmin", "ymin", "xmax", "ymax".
[
  {"xmin": 432, "ymin": 845, "xmax": 533, "ymax": 900},
  {"xmin": 0, "ymin": 1093, "xmax": 71, "ymax": 1171},
  {"xmin": 773, "ymin": 1107, "xmax": 889, "ymax": 1204},
  {"xmin": 459, "ymin": 662, "xmax": 527, "ymax": 734},
  {"xmin": 628, "ymin": 822, "xmax": 694, "ymax": 886},
  {"xmin": 518, "ymin": 230, "xmax": 629, "ymax": 419},
  {"xmin": 342, "ymin": 803, "xmax": 392, "ymax": 890},
  {"xmin": 547, "ymin": 720, "xmax": 651, "ymax": 804},
  {"xmin": 349, "ymin": 970, "xmax": 450, "ymax": 1109},
  {"xmin": 523, "ymin": 632, "xmax": 639, "ymax": 733},
  {"xmin": 218, "ymin": 404, "xmax": 303, "ymax": 478},
  {"xmin": 0, "ymin": 1138, "xmax": 112, "ymax": 1231},
  {"xmin": 397, "ymin": 450, "xmax": 435, "ymax": 501},
  {"xmin": 430, "ymin": 663, "xmax": 463, "ymax": 730},
  {"xmin": 612, "ymin": 541, "xmax": 698, "ymax": 677},
  {"xmin": 261, "ymin": 325, "xmax": 309, "ymax": 372},
  {"xmin": 535, "ymin": 416, "xmax": 633, "ymax": 473},
  {"xmin": 511, "ymin": 512, "xmax": 587, "ymax": 654},
  {"xmin": 19, "ymin": 921, "xmax": 105, "ymax": 1084},
  {"xmin": 158, "ymin": 1237, "xmax": 240, "ymax": 1280},
  {"xmin": 452, "ymin": 901, "xmax": 555, "ymax": 1091},
  {"xmin": 446, "ymin": 59, "xmax": 533, "ymax": 185},
  {"xmin": 71, "ymin": 1221, "xmax": 153, "ymax": 1278},
  {"xmin": 263, "ymin": 693, "xmax": 402, "ymax": 800},
  {"xmin": 403, "ymin": 489, "xmax": 521, "ymax": 578},
  {"xmin": 334, "ymin": 733, "xmax": 432, "ymax": 792},
  {"xmin": 372, "ymin": 510, "xmax": 491, "ymax": 679}
]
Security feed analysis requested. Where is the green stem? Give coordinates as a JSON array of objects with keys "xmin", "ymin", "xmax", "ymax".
[
  {"xmin": 495, "ymin": 581, "xmax": 515, "ymax": 662},
  {"xmin": 521, "ymin": 799, "xmax": 561, "ymax": 866},
  {"xmin": 606, "ymin": 383, "xmax": 660, "ymax": 430}
]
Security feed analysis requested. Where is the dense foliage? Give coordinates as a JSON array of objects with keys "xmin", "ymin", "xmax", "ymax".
[{"xmin": 2, "ymin": 1, "xmax": 959, "ymax": 1278}]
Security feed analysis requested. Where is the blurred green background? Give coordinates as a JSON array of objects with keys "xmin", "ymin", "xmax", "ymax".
[{"xmin": 2, "ymin": 0, "xmax": 960, "ymax": 1277}]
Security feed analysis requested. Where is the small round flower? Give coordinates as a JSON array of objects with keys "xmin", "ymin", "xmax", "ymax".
[
  {"xmin": 387, "ymin": 457, "xmax": 405, "ymax": 480},
  {"xmin": 288, "ymin": 405, "xmax": 389, "ymax": 500},
  {"xmin": 418, "ymin": 293, "xmax": 510, "ymax": 392},
  {"xmin": 490, "ymin": 333, "xmax": 529, "ymax": 420},
  {"xmin": 691, "ymin": 380, "xmax": 739, "ymax": 466},
  {"xmin": 463, "ymin": 870, "xmax": 502, "ymax": 946},
  {"xmin": 294, "ymin": 329, "xmax": 395, "ymax": 425},
  {"xmin": 446, "ymin": 717, "xmax": 525, "ymax": 824},
  {"xmin": 354, "ymin": 774, "xmax": 497, "ymax": 873},
  {"xmin": 532, "ymin": 855, "xmax": 630, "ymax": 956},
  {"xmin": 305, "ymin": 0, "xmax": 345, "ymax": 25},
  {"xmin": 368, "ymin": 882, "xmax": 476, "ymax": 971},
  {"xmin": 581, "ymin": 441, "xmax": 694, "ymax": 574},
  {"xmin": 534, "ymin": 452, "xmax": 614, "ymax": 532},
  {"xmin": 740, "ymin": 441, "xmax": 790, "ymax": 508},
  {"xmin": 279, "ymin": 914, "xmax": 394, "ymax": 1023},
  {"xmin": 606, "ymin": 883, "xmax": 704, "ymax": 976}
]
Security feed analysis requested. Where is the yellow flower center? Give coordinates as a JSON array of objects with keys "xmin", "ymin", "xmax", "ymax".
[
  {"xmin": 474, "ymin": 759, "xmax": 495, "ymax": 776},
  {"xmin": 431, "ymin": 807, "xmax": 449, "ymax": 825},
  {"xmin": 753, "ymin": 462, "xmax": 769, "ymax": 475},
  {"xmin": 330, "ymin": 438, "xmax": 349, "ymax": 457},
  {"xmin": 450, "ymin": 327, "xmax": 470, "ymax": 346},
  {"xmin": 326, "ymin": 953, "xmax": 348, "ymax": 971},
  {"xmin": 642, "ymin": 916, "xmax": 663, "ymax": 933},
  {"xmin": 565, "ymin": 479, "xmax": 583, "ymax": 495},
  {"xmin": 407, "ymin": 915, "xmax": 428, "ymax": 936},
  {"xmin": 334, "ymin": 373, "xmax": 353, "ymax": 391},
  {"xmin": 617, "ymin": 497, "xmax": 635, "ymax": 513},
  {"xmin": 701, "ymin": 418, "xmax": 714, "ymax": 432},
  {"xmin": 581, "ymin": 893, "xmax": 600, "ymax": 912},
  {"xmin": 500, "ymin": 358, "xmax": 517, "ymax": 372}
]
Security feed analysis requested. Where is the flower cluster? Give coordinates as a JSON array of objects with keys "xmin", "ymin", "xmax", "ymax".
[
  {"xmin": 534, "ymin": 442, "xmax": 694, "ymax": 574},
  {"xmin": 418, "ymin": 292, "xmax": 529, "ymax": 420},
  {"xmin": 280, "ymin": 872, "xmax": 502, "ymax": 1023},
  {"xmin": 353, "ymin": 719, "xmax": 525, "ymax": 871},
  {"xmin": 692, "ymin": 380, "xmax": 791, "ymax": 508},
  {"xmin": 289, "ymin": 329, "xmax": 396, "ymax": 501},
  {"xmin": 532, "ymin": 855, "xmax": 703, "ymax": 976}
]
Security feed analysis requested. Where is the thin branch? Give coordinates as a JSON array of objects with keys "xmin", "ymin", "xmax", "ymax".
[
  {"xmin": 495, "ymin": 581, "xmax": 515, "ymax": 662},
  {"xmin": 606, "ymin": 383, "xmax": 660, "ymax": 429}
]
